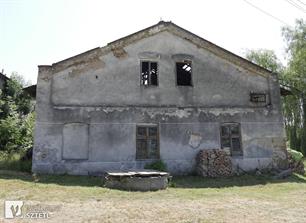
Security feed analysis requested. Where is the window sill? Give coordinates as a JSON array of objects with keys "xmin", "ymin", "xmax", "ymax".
[
  {"xmin": 176, "ymin": 85, "xmax": 193, "ymax": 88},
  {"xmin": 140, "ymin": 85, "xmax": 159, "ymax": 88}
]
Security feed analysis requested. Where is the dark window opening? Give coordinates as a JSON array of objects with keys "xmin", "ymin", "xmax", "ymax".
[
  {"xmin": 250, "ymin": 92, "xmax": 266, "ymax": 103},
  {"xmin": 221, "ymin": 123, "xmax": 242, "ymax": 156},
  {"xmin": 141, "ymin": 61, "xmax": 158, "ymax": 86},
  {"xmin": 176, "ymin": 61, "xmax": 192, "ymax": 86},
  {"xmin": 136, "ymin": 125, "xmax": 159, "ymax": 159}
]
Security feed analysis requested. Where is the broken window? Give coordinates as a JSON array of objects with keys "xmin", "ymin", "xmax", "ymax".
[
  {"xmin": 176, "ymin": 61, "xmax": 192, "ymax": 86},
  {"xmin": 250, "ymin": 92, "xmax": 266, "ymax": 103},
  {"xmin": 141, "ymin": 61, "xmax": 158, "ymax": 86},
  {"xmin": 220, "ymin": 123, "xmax": 242, "ymax": 156},
  {"xmin": 136, "ymin": 125, "xmax": 159, "ymax": 159}
]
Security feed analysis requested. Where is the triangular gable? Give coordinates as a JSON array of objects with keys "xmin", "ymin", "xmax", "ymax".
[{"xmin": 51, "ymin": 21, "xmax": 274, "ymax": 77}]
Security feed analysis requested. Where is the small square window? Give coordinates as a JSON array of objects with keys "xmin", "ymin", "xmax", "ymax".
[
  {"xmin": 176, "ymin": 61, "xmax": 192, "ymax": 86},
  {"xmin": 141, "ymin": 61, "xmax": 158, "ymax": 86},
  {"xmin": 250, "ymin": 92, "xmax": 266, "ymax": 103}
]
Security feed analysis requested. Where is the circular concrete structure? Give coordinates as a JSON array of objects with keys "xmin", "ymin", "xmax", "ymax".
[{"xmin": 104, "ymin": 170, "xmax": 170, "ymax": 191}]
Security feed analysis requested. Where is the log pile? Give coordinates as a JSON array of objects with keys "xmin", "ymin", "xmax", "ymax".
[
  {"xmin": 196, "ymin": 149, "xmax": 233, "ymax": 177},
  {"xmin": 288, "ymin": 153, "xmax": 305, "ymax": 175}
]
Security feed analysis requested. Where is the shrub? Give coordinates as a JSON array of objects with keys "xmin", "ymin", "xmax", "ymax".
[
  {"xmin": 0, "ymin": 73, "xmax": 34, "ymax": 153},
  {"xmin": 144, "ymin": 160, "xmax": 167, "ymax": 172},
  {"xmin": 287, "ymin": 148, "xmax": 304, "ymax": 162},
  {"xmin": 0, "ymin": 150, "xmax": 32, "ymax": 173}
]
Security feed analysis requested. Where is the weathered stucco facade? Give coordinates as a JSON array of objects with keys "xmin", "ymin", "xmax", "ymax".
[{"xmin": 33, "ymin": 21, "xmax": 287, "ymax": 175}]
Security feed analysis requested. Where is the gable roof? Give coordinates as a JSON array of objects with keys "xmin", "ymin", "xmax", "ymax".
[
  {"xmin": 0, "ymin": 72, "xmax": 9, "ymax": 81},
  {"xmin": 50, "ymin": 21, "xmax": 274, "ymax": 77},
  {"xmin": 23, "ymin": 84, "xmax": 37, "ymax": 98}
]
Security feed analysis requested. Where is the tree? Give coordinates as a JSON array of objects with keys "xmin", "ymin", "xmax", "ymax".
[
  {"xmin": 245, "ymin": 49, "xmax": 283, "ymax": 73},
  {"xmin": 0, "ymin": 73, "xmax": 34, "ymax": 153},
  {"xmin": 244, "ymin": 19, "xmax": 306, "ymax": 155},
  {"xmin": 282, "ymin": 19, "xmax": 306, "ymax": 155}
]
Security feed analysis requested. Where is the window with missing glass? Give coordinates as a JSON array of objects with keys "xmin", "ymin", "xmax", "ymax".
[
  {"xmin": 176, "ymin": 61, "xmax": 192, "ymax": 86},
  {"xmin": 220, "ymin": 123, "xmax": 242, "ymax": 156},
  {"xmin": 136, "ymin": 125, "xmax": 159, "ymax": 159},
  {"xmin": 141, "ymin": 61, "xmax": 158, "ymax": 86}
]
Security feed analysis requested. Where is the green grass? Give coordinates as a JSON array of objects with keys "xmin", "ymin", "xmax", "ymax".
[
  {"xmin": 0, "ymin": 171, "xmax": 305, "ymax": 222},
  {"xmin": 0, "ymin": 151, "xmax": 32, "ymax": 172},
  {"xmin": 0, "ymin": 155, "xmax": 305, "ymax": 222},
  {"xmin": 0, "ymin": 171, "xmax": 305, "ymax": 202}
]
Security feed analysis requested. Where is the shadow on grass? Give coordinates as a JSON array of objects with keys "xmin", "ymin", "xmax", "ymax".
[
  {"xmin": 0, "ymin": 170, "xmax": 102, "ymax": 187},
  {"xmin": 171, "ymin": 173, "xmax": 306, "ymax": 188},
  {"xmin": 0, "ymin": 169, "xmax": 305, "ymax": 189}
]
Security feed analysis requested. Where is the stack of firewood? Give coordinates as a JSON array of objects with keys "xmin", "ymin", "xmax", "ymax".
[{"xmin": 196, "ymin": 149, "xmax": 233, "ymax": 177}]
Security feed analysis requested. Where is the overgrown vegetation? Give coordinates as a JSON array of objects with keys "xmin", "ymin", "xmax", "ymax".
[
  {"xmin": 288, "ymin": 148, "xmax": 304, "ymax": 162},
  {"xmin": 0, "ymin": 73, "xmax": 34, "ymax": 172},
  {"xmin": 245, "ymin": 19, "xmax": 306, "ymax": 155},
  {"xmin": 0, "ymin": 151, "xmax": 32, "ymax": 172},
  {"xmin": 144, "ymin": 160, "xmax": 167, "ymax": 172}
]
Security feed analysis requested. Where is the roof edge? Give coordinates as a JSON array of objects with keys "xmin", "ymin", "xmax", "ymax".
[{"xmin": 46, "ymin": 21, "xmax": 275, "ymax": 78}]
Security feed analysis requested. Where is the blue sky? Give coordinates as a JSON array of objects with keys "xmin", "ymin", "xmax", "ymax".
[{"xmin": 1, "ymin": 0, "xmax": 305, "ymax": 84}]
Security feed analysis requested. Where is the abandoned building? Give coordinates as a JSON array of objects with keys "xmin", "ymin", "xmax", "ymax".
[{"xmin": 32, "ymin": 21, "xmax": 288, "ymax": 175}]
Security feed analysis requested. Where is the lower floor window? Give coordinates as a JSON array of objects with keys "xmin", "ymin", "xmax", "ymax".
[
  {"xmin": 136, "ymin": 125, "xmax": 159, "ymax": 159},
  {"xmin": 221, "ymin": 123, "xmax": 243, "ymax": 156}
]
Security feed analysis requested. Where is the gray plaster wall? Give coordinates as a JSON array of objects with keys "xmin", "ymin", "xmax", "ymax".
[
  {"xmin": 51, "ymin": 32, "xmax": 270, "ymax": 108},
  {"xmin": 33, "ymin": 30, "xmax": 287, "ymax": 175}
]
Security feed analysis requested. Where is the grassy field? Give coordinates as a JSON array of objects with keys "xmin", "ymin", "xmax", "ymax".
[{"xmin": 0, "ymin": 168, "xmax": 306, "ymax": 223}]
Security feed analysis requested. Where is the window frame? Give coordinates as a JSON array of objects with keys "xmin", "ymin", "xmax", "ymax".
[
  {"xmin": 250, "ymin": 92, "xmax": 267, "ymax": 103},
  {"xmin": 140, "ymin": 60, "xmax": 159, "ymax": 87},
  {"xmin": 175, "ymin": 60, "xmax": 193, "ymax": 87},
  {"xmin": 220, "ymin": 123, "xmax": 243, "ymax": 157},
  {"xmin": 136, "ymin": 124, "xmax": 160, "ymax": 160}
]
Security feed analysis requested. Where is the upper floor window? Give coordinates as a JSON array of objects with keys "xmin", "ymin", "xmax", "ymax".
[
  {"xmin": 141, "ymin": 61, "xmax": 158, "ymax": 86},
  {"xmin": 220, "ymin": 123, "xmax": 243, "ymax": 156},
  {"xmin": 176, "ymin": 60, "xmax": 192, "ymax": 86}
]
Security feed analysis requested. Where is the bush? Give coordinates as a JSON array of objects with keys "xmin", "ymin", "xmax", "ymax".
[
  {"xmin": 287, "ymin": 148, "xmax": 304, "ymax": 162},
  {"xmin": 0, "ymin": 151, "xmax": 32, "ymax": 173},
  {"xmin": 144, "ymin": 160, "xmax": 167, "ymax": 172}
]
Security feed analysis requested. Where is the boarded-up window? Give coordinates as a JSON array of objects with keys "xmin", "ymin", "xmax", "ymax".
[
  {"xmin": 220, "ymin": 123, "xmax": 242, "ymax": 156},
  {"xmin": 176, "ymin": 61, "xmax": 192, "ymax": 86},
  {"xmin": 141, "ymin": 61, "xmax": 158, "ymax": 86},
  {"xmin": 63, "ymin": 123, "xmax": 89, "ymax": 160},
  {"xmin": 136, "ymin": 125, "xmax": 159, "ymax": 159}
]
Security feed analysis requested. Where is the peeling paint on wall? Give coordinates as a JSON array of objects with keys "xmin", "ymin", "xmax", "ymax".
[
  {"xmin": 145, "ymin": 108, "xmax": 193, "ymax": 119},
  {"xmin": 112, "ymin": 48, "xmax": 128, "ymax": 58},
  {"xmin": 188, "ymin": 132, "xmax": 202, "ymax": 149},
  {"xmin": 33, "ymin": 21, "xmax": 287, "ymax": 176},
  {"xmin": 204, "ymin": 108, "xmax": 257, "ymax": 116}
]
